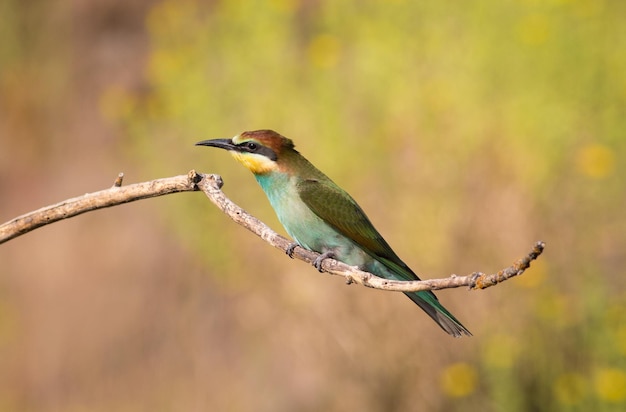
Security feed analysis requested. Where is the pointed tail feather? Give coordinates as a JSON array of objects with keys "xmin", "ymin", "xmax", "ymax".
[{"xmin": 405, "ymin": 291, "xmax": 472, "ymax": 337}]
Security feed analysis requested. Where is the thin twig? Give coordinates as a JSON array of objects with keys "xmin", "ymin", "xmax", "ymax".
[
  {"xmin": 194, "ymin": 173, "xmax": 545, "ymax": 291},
  {"xmin": 113, "ymin": 172, "xmax": 125, "ymax": 187},
  {"xmin": 0, "ymin": 171, "xmax": 545, "ymax": 292},
  {"xmin": 0, "ymin": 171, "xmax": 201, "ymax": 244}
]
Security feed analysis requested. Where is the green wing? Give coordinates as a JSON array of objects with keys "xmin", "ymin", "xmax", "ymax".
[
  {"xmin": 298, "ymin": 178, "xmax": 471, "ymax": 336},
  {"xmin": 296, "ymin": 178, "xmax": 418, "ymax": 282}
]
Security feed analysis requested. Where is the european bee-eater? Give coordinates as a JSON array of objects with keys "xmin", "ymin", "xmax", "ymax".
[{"xmin": 196, "ymin": 130, "xmax": 471, "ymax": 337}]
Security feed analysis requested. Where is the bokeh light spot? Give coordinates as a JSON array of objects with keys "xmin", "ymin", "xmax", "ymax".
[
  {"xmin": 576, "ymin": 143, "xmax": 615, "ymax": 179},
  {"xmin": 440, "ymin": 362, "xmax": 478, "ymax": 398},
  {"xmin": 594, "ymin": 368, "xmax": 626, "ymax": 403},
  {"xmin": 308, "ymin": 34, "xmax": 341, "ymax": 69}
]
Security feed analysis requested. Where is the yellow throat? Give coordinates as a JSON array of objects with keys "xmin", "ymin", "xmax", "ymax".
[{"xmin": 229, "ymin": 151, "xmax": 278, "ymax": 175}]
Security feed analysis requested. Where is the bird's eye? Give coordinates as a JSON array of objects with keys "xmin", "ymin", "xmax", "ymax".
[{"xmin": 246, "ymin": 142, "xmax": 257, "ymax": 151}]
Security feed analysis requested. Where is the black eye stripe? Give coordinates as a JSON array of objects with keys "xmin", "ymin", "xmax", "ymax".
[{"xmin": 237, "ymin": 141, "xmax": 278, "ymax": 161}]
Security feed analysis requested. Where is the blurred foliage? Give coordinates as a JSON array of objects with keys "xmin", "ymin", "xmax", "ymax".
[
  {"xmin": 2, "ymin": 0, "xmax": 626, "ymax": 410},
  {"xmin": 110, "ymin": 0, "xmax": 626, "ymax": 410}
]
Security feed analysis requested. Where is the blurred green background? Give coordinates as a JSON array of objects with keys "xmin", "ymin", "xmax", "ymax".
[{"xmin": 1, "ymin": 0, "xmax": 625, "ymax": 410}]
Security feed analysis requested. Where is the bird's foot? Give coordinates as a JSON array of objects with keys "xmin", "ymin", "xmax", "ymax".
[
  {"xmin": 313, "ymin": 251, "xmax": 335, "ymax": 272},
  {"xmin": 286, "ymin": 242, "xmax": 299, "ymax": 258}
]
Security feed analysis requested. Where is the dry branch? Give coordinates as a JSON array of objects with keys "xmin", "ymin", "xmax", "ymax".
[
  {"xmin": 194, "ymin": 173, "xmax": 545, "ymax": 291},
  {"xmin": 0, "ymin": 171, "xmax": 200, "ymax": 244},
  {"xmin": 0, "ymin": 171, "xmax": 545, "ymax": 292}
]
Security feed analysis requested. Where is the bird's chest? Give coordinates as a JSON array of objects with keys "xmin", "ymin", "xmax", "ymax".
[{"xmin": 257, "ymin": 174, "xmax": 351, "ymax": 255}]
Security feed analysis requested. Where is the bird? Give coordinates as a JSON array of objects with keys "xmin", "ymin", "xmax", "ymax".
[{"xmin": 196, "ymin": 130, "xmax": 471, "ymax": 337}]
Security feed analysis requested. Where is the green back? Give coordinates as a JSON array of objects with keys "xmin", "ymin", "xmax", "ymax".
[{"xmin": 297, "ymin": 178, "xmax": 418, "ymax": 282}]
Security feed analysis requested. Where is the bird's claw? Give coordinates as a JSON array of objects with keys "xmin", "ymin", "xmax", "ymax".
[
  {"xmin": 286, "ymin": 242, "xmax": 299, "ymax": 258},
  {"xmin": 313, "ymin": 251, "xmax": 335, "ymax": 272}
]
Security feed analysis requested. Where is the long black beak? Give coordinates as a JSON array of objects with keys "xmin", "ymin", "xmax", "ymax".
[{"xmin": 195, "ymin": 138, "xmax": 237, "ymax": 151}]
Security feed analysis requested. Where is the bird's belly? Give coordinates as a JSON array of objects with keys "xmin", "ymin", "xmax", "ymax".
[{"xmin": 274, "ymin": 204, "xmax": 366, "ymax": 266}]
